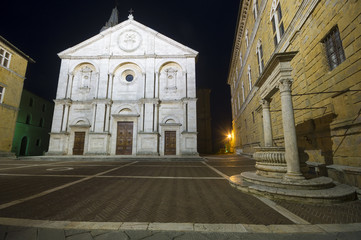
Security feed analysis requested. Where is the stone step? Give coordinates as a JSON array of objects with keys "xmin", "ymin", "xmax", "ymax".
[
  {"xmin": 15, "ymin": 155, "xmax": 204, "ymax": 162},
  {"xmin": 247, "ymin": 183, "xmax": 356, "ymax": 203},
  {"xmin": 229, "ymin": 173, "xmax": 357, "ymax": 204},
  {"xmin": 241, "ymin": 171, "xmax": 334, "ymax": 190}
]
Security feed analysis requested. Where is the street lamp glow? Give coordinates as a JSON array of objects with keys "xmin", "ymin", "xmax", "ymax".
[{"xmin": 227, "ymin": 134, "xmax": 231, "ymax": 139}]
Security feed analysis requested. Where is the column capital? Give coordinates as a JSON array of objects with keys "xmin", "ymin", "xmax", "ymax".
[
  {"xmin": 108, "ymin": 73, "xmax": 114, "ymax": 77},
  {"xmin": 68, "ymin": 72, "xmax": 74, "ymax": 77},
  {"xmin": 260, "ymin": 98, "xmax": 271, "ymax": 109},
  {"xmin": 278, "ymin": 78, "xmax": 293, "ymax": 93}
]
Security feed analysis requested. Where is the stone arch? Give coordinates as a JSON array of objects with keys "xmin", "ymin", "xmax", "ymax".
[
  {"xmin": 158, "ymin": 61, "xmax": 183, "ymax": 73},
  {"xmin": 115, "ymin": 105, "xmax": 139, "ymax": 115},
  {"xmin": 71, "ymin": 117, "xmax": 91, "ymax": 126},
  {"xmin": 161, "ymin": 115, "xmax": 180, "ymax": 124},
  {"xmin": 72, "ymin": 62, "xmax": 97, "ymax": 74},
  {"xmin": 72, "ymin": 63, "xmax": 98, "ymax": 89},
  {"xmin": 112, "ymin": 62, "xmax": 143, "ymax": 85}
]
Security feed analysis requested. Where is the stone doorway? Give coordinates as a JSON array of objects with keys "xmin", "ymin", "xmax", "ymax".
[
  {"xmin": 164, "ymin": 131, "xmax": 176, "ymax": 155},
  {"xmin": 19, "ymin": 136, "xmax": 28, "ymax": 156},
  {"xmin": 73, "ymin": 132, "xmax": 85, "ymax": 155},
  {"xmin": 116, "ymin": 121, "xmax": 133, "ymax": 155}
]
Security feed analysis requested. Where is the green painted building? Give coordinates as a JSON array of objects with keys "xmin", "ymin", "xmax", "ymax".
[{"xmin": 11, "ymin": 89, "xmax": 54, "ymax": 156}]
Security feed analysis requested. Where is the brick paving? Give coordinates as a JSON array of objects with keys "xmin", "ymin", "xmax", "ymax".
[
  {"xmin": 0, "ymin": 155, "xmax": 360, "ymax": 225},
  {"xmin": 274, "ymin": 199, "xmax": 361, "ymax": 224},
  {"xmin": 0, "ymin": 154, "xmax": 360, "ymax": 240},
  {"xmin": 0, "ymin": 176, "xmax": 291, "ymax": 224},
  {"xmin": 0, "ymin": 176, "xmax": 81, "ymax": 205}
]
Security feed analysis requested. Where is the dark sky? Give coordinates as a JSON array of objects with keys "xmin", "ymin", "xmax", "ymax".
[{"xmin": 2, "ymin": 0, "xmax": 239, "ymax": 151}]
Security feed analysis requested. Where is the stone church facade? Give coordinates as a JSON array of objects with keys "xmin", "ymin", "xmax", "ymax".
[{"xmin": 48, "ymin": 11, "xmax": 198, "ymax": 156}]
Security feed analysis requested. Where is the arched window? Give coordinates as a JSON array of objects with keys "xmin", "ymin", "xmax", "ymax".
[
  {"xmin": 256, "ymin": 39, "xmax": 265, "ymax": 74},
  {"xmin": 239, "ymin": 52, "xmax": 243, "ymax": 67},
  {"xmin": 26, "ymin": 114, "xmax": 31, "ymax": 124},
  {"xmin": 245, "ymin": 29, "xmax": 249, "ymax": 48},
  {"xmin": 39, "ymin": 118, "xmax": 44, "ymax": 127},
  {"xmin": 247, "ymin": 65, "xmax": 252, "ymax": 91},
  {"xmin": 29, "ymin": 98, "xmax": 33, "ymax": 107},
  {"xmin": 253, "ymin": 0, "xmax": 259, "ymax": 20},
  {"xmin": 241, "ymin": 81, "xmax": 245, "ymax": 102},
  {"xmin": 270, "ymin": 0, "xmax": 285, "ymax": 46}
]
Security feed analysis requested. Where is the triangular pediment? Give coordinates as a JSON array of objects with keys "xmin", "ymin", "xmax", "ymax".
[{"xmin": 58, "ymin": 18, "xmax": 198, "ymax": 58}]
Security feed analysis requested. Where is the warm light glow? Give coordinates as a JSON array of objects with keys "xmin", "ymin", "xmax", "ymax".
[{"xmin": 227, "ymin": 134, "xmax": 231, "ymax": 139}]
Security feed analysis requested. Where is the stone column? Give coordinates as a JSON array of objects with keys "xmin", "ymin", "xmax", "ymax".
[
  {"xmin": 278, "ymin": 79, "xmax": 304, "ymax": 180},
  {"xmin": 261, "ymin": 99, "xmax": 273, "ymax": 147}
]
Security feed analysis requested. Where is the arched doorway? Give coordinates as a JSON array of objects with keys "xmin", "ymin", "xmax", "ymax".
[{"xmin": 20, "ymin": 137, "xmax": 27, "ymax": 156}]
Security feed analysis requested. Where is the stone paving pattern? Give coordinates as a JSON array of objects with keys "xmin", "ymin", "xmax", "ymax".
[
  {"xmin": 274, "ymin": 199, "xmax": 361, "ymax": 224},
  {"xmin": 1, "ymin": 225, "xmax": 361, "ymax": 240},
  {"xmin": 0, "ymin": 155, "xmax": 360, "ymax": 239}
]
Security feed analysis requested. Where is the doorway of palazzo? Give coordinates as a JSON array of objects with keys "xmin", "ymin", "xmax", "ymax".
[
  {"xmin": 116, "ymin": 121, "xmax": 133, "ymax": 155},
  {"xmin": 73, "ymin": 132, "xmax": 85, "ymax": 155},
  {"xmin": 19, "ymin": 136, "xmax": 28, "ymax": 156},
  {"xmin": 164, "ymin": 131, "xmax": 176, "ymax": 155}
]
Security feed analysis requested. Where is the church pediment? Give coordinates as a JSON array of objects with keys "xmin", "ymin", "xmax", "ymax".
[{"xmin": 58, "ymin": 18, "xmax": 198, "ymax": 59}]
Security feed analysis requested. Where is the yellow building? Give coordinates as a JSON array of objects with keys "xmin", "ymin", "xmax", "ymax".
[
  {"xmin": 228, "ymin": 0, "xmax": 361, "ymax": 187},
  {"xmin": 0, "ymin": 36, "xmax": 34, "ymax": 157}
]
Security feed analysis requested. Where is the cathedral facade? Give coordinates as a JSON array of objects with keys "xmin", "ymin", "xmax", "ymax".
[{"xmin": 48, "ymin": 11, "xmax": 198, "ymax": 156}]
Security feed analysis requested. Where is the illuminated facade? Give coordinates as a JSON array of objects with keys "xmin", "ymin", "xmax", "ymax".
[
  {"xmin": 228, "ymin": 0, "xmax": 361, "ymax": 187},
  {"xmin": 0, "ymin": 36, "xmax": 34, "ymax": 157},
  {"xmin": 48, "ymin": 9, "xmax": 199, "ymax": 156}
]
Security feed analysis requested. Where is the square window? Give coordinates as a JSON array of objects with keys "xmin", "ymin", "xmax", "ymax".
[{"xmin": 323, "ymin": 26, "xmax": 346, "ymax": 70}]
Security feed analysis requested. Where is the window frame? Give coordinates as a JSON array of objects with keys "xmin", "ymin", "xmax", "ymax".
[
  {"xmin": 253, "ymin": 0, "xmax": 259, "ymax": 20},
  {"xmin": 0, "ymin": 85, "xmax": 4, "ymax": 103},
  {"xmin": 0, "ymin": 48, "xmax": 11, "ymax": 68},
  {"xmin": 241, "ymin": 81, "xmax": 245, "ymax": 102},
  {"xmin": 256, "ymin": 40, "xmax": 265, "ymax": 75},
  {"xmin": 247, "ymin": 65, "xmax": 252, "ymax": 91},
  {"xmin": 270, "ymin": 0, "xmax": 285, "ymax": 47},
  {"xmin": 245, "ymin": 29, "xmax": 249, "ymax": 48},
  {"xmin": 322, "ymin": 26, "xmax": 346, "ymax": 70}
]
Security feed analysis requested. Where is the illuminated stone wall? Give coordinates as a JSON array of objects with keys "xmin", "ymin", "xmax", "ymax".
[{"xmin": 228, "ymin": 0, "xmax": 361, "ymax": 186}]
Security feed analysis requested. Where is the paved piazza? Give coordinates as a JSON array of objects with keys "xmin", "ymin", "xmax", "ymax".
[{"xmin": 0, "ymin": 155, "xmax": 360, "ymax": 239}]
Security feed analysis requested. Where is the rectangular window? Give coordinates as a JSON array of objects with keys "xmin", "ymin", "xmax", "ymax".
[
  {"xmin": 0, "ymin": 86, "xmax": 4, "ymax": 103},
  {"xmin": 323, "ymin": 26, "xmax": 346, "ymax": 70},
  {"xmin": 0, "ymin": 48, "xmax": 11, "ymax": 68},
  {"xmin": 271, "ymin": 3, "xmax": 285, "ymax": 47}
]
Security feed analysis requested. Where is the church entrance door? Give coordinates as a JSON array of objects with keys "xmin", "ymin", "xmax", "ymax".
[
  {"xmin": 73, "ymin": 132, "xmax": 85, "ymax": 155},
  {"xmin": 116, "ymin": 121, "xmax": 133, "ymax": 155},
  {"xmin": 164, "ymin": 131, "xmax": 176, "ymax": 155}
]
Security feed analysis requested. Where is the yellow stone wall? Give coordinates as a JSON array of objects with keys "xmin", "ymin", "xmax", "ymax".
[
  {"xmin": 228, "ymin": 0, "xmax": 361, "ymax": 185},
  {"xmin": 0, "ymin": 38, "xmax": 30, "ymax": 153}
]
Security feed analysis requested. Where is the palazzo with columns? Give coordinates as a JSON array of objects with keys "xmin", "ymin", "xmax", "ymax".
[
  {"xmin": 228, "ymin": 0, "xmax": 361, "ymax": 199},
  {"xmin": 47, "ymin": 10, "xmax": 198, "ymax": 156}
]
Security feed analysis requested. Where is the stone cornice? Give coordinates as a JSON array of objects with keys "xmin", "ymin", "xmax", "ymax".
[
  {"xmin": 227, "ymin": 0, "xmax": 251, "ymax": 85},
  {"xmin": 255, "ymin": 51, "xmax": 298, "ymax": 88},
  {"xmin": 59, "ymin": 55, "xmax": 197, "ymax": 60}
]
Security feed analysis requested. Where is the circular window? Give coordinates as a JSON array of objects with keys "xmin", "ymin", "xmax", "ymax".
[{"xmin": 125, "ymin": 74, "xmax": 134, "ymax": 82}]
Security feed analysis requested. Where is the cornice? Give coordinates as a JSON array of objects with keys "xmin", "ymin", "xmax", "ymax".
[{"xmin": 227, "ymin": 0, "xmax": 251, "ymax": 85}]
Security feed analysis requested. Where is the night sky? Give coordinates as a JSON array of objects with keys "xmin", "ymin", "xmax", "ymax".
[{"xmin": 2, "ymin": 0, "xmax": 239, "ymax": 151}]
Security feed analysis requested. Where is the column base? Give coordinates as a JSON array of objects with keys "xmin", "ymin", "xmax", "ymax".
[{"xmin": 284, "ymin": 172, "xmax": 305, "ymax": 181}]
